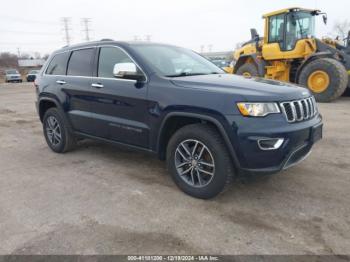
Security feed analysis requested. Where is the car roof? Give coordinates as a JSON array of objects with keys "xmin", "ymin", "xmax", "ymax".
[{"xmin": 54, "ymin": 40, "xmax": 179, "ymax": 54}]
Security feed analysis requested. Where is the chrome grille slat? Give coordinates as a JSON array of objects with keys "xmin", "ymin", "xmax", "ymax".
[{"xmin": 280, "ymin": 97, "xmax": 318, "ymax": 123}]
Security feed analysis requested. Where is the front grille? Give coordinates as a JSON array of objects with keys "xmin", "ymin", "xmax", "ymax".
[{"xmin": 280, "ymin": 97, "xmax": 317, "ymax": 123}]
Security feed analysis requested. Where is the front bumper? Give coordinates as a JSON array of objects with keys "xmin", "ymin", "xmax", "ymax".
[
  {"xmin": 225, "ymin": 113, "xmax": 323, "ymax": 174},
  {"xmin": 6, "ymin": 77, "xmax": 22, "ymax": 82}
]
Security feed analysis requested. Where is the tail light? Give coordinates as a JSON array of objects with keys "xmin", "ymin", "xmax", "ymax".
[{"xmin": 34, "ymin": 79, "xmax": 39, "ymax": 93}]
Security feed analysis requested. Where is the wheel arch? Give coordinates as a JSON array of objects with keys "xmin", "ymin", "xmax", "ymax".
[
  {"xmin": 38, "ymin": 95, "xmax": 63, "ymax": 122},
  {"xmin": 156, "ymin": 112, "xmax": 241, "ymax": 169},
  {"xmin": 296, "ymin": 52, "xmax": 336, "ymax": 82},
  {"xmin": 233, "ymin": 54, "xmax": 266, "ymax": 77}
]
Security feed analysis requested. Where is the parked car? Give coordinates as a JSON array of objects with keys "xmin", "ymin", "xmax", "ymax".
[
  {"xmin": 35, "ymin": 41, "xmax": 323, "ymax": 199},
  {"xmin": 26, "ymin": 69, "xmax": 40, "ymax": 82},
  {"xmin": 210, "ymin": 59, "xmax": 230, "ymax": 69},
  {"xmin": 5, "ymin": 69, "xmax": 22, "ymax": 83}
]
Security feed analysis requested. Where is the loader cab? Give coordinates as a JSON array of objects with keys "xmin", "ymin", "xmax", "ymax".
[{"xmin": 262, "ymin": 8, "xmax": 319, "ymax": 60}]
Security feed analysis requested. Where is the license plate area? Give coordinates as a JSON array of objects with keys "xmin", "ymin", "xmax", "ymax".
[{"xmin": 311, "ymin": 124, "xmax": 323, "ymax": 144}]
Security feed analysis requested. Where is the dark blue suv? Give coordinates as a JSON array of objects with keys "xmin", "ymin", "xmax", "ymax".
[{"xmin": 35, "ymin": 40, "xmax": 323, "ymax": 199}]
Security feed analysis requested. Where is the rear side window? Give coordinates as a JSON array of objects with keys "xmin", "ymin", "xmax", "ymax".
[
  {"xmin": 98, "ymin": 47, "xmax": 133, "ymax": 78},
  {"xmin": 67, "ymin": 48, "xmax": 94, "ymax": 76},
  {"xmin": 46, "ymin": 52, "xmax": 69, "ymax": 75}
]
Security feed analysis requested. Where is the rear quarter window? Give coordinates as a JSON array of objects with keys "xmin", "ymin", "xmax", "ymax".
[{"xmin": 45, "ymin": 52, "xmax": 70, "ymax": 75}]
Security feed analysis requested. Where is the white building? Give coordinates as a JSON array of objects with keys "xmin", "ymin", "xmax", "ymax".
[{"xmin": 18, "ymin": 59, "xmax": 45, "ymax": 68}]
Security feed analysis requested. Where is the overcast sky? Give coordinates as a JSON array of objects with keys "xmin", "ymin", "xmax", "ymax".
[{"xmin": 0, "ymin": 0, "xmax": 349, "ymax": 56}]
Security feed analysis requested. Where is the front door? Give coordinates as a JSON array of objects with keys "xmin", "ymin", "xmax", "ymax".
[{"xmin": 89, "ymin": 46, "xmax": 149, "ymax": 148}]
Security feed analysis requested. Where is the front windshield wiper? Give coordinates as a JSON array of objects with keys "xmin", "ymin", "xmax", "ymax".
[{"xmin": 165, "ymin": 72, "xmax": 220, "ymax": 77}]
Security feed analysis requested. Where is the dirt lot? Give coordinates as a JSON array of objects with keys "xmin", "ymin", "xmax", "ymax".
[{"xmin": 0, "ymin": 82, "xmax": 349, "ymax": 255}]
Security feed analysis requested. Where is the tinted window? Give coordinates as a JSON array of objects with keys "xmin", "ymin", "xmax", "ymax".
[
  {"xmin": 67, "ymin": 48, "xmax": 94, "ymax": 76},
  {"xmin": 98, "ymin": 47, "xmax": 133, "ymax": 78},
  {"xmin": 46, "ymin": 52, "xmax": 69, "ymax": 75}
]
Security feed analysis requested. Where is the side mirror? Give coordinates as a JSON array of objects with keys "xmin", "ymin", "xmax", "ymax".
[
  {"xmin": 322, "ymin": 14, "xmax": 327, "ymax": 25},
  {"xmin": 250, "ymin": 28, "xmax": 259, "ymax": 40},
  {"xmin": 113, "ymin": 62, "xmax": 145, "ymax": 81}
]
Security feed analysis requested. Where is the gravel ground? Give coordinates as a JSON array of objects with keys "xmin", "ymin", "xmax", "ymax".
[{"xmin": 0, "ymin": 83, "xmax": 349, "ymax": 255}]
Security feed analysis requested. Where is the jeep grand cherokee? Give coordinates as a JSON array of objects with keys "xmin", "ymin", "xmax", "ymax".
[{"xmin": 35, "ymin": 41, "xmax": 323, "ymax": 199}]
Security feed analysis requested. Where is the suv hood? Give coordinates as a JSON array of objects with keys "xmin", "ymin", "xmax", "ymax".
[{"xmin": 170, "ymin": 74, "xmax": 310, "ymax": 101}]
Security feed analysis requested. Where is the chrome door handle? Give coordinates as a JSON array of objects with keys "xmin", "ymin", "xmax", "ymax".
[
  {"xmin": 91, "ymin": 83, "xmax": 104, "ymax": 88},
  {"xmin": 56, "ymin": 80, "xmax": 66, "ymax": 85}
]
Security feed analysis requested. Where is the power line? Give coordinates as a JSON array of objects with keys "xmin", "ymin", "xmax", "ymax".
[
  {"xmin": 144, "ymin": 35, "xmax": 152, "ymax": 41},
  {"xmin": 0, "ymin": 14, "xmax": 57, "ymax": 25},
  {"xmin": 61, "ymin": 17, "xmax": 72, "ymax": 46},
  {"xmin": 0, "ymin": 29, "xmax": 58, "ymax": 35},
  {"xmin": 81, "ymin": 18, "xmax": 92, "ymax": 41}
]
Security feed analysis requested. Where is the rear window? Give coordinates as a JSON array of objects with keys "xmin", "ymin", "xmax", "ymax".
[
  {"xmin": 46, "ymin": 52, "xmax": 69, "ymax": 75},
  {"xmin": 67, "ymin": 48, "xmax": 94, "ymax": 77},
  {"xmin": 6, "ymin": 70, "xmax": 19, "ymax": 74}
]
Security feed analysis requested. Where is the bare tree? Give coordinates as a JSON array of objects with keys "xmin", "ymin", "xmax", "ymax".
[
  {"xmin": 333, "ymin": 20, "xmax": 350, "ymax": 44},
  {"xmin": 0, "ymin": 52, "xmax": 19, "ymax": 69},
  {"xmin": 34, "ymin": 52, "xmax": 41, "ymax": 59},
  {"xmin": 42, "ymin": 54, "xmax": 50, "ymax": 60}
]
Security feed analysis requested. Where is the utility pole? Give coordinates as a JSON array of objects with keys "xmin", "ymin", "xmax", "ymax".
[
  {"xmin": 208, "ymin": 44, "xmax": 213, "ymax": 52},
  {"xmin": 61, "ymin": 17, "xmax": 72, "ymax": 46},
  {"xmin": 81, "ymin": 18, "xmax": 92, "ymax": 41},
  {"xmin": 144, "ymin": 35, "xmax": 152, "ymax": 41},
  {"xmin": 200, "ymin": 45, "xmax": 204, "ymax": 53},
  {"xmin": 17, "ymin": 47, "xmax": 21, "ymax": 58}
]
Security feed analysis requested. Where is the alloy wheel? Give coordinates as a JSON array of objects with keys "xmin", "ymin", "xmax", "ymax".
[
  {"xmin": 46, "ymin": 116, "xmax": 62, "ymax": 146},
  {"xmin": 174, "ymin": 139, "xmax": 215, "ymax": 188}
]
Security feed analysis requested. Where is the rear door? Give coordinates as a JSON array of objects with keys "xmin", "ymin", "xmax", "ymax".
[
  {"xmin": 64, "ymin": 48, "xmax": 95, "ymax": 134},
  {"xmin": 89, "ymin": 45, "xmax": 149, "ymax": 148}
]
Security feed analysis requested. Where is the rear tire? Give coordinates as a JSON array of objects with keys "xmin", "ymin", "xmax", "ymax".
[
  {"xmin": 166, "ymin": 124, "xmax": 235, "ymax": 199},
  {"xmin": 236, "ymin": 63, "xmax": 259, "ymax": 77},
  {"xmin": 298, "ymin": 58, "xmax": 348, "ymax": 102},
  {"xmin": 43, "ymin": 108, "xmax": 76, "ymax": 153}
]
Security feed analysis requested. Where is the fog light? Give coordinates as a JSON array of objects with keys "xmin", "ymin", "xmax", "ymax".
[{"xmin": 258, "ymin": 138, "xmax": 284, "ymax": 150}]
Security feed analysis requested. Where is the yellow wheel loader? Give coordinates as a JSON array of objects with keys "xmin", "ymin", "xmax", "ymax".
[{"xmin": 231, "ymin": 7, "xmax": 350, "ymax": 102}]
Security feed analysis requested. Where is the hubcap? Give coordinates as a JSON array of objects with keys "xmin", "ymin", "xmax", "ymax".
[
  {"xmin": 46, "ymin": 116, "xmax": 62, "ymax": 146},
  {"xmin": 174, "ymin": 139, "xmax": 215, "ymax": 188},
  {"xmin": 242, "ymin": 72, "xmax": 252, "ymax": 78},
  {"xmin": 307, "ymin": 70, "xmax": 330, "ymax": 93}
]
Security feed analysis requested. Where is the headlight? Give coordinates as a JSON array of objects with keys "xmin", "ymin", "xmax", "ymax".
[{"xmin": 237, "ymin": 102, "xmax": 280, "ymax": 117}]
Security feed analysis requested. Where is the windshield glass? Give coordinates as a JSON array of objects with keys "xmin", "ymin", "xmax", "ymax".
[
  {"xmin": 132, "ymin": 44, "xmax": 224, "ymax": 77},
  {"xmin": 285, "ymin": 12, "xmax": 315, "ymax": 50},
  {"xmin": 6, "ymin": 70, "xmax": 19, "ymax": 74}
]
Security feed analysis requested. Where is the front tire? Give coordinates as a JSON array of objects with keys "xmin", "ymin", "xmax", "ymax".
[
  {"xmin": 298, "ymin": 58, "xmax": 348, "ymax": 102},
  {"xmin": 236, "ymin": 63, "xmax": 259, "ymax": 77},
  {"xmin": 43, "ymin": 108, "xmax": 76, "ymax": 153},
  {"xmin": 166, "ymin": 124, "xmax": 234, "ymax": 199}
]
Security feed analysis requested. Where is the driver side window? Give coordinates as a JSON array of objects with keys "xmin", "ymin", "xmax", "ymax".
[
  {"xmin": 98, "ymin": 47, "xmax": 133, "ymax": 78},
  {"xmin": 269, "ymin": 14, "xmax": 285, "ymax": 45}
]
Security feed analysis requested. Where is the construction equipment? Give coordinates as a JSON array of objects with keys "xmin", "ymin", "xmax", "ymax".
[{"xmin": 231, "ymin": 7, "xmax": 350, "ymax": 102}]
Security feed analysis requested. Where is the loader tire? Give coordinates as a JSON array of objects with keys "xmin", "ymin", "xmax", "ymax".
[
  {"xmin": 298, "ymin": 58, "xmax": 348, "ymax": 102},
  {"xmin": 236, "ymin": 63, "xmax": 259, "ymax": 77}
]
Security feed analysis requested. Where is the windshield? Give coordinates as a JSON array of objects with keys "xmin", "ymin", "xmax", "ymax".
[
  {"xmin": 285, "ymin": 12, "xmax": 315, "ymax": 50},
  {"xmin": 132, "ymin": 44, "xmax": 224, "ymax": 77},
  {"xmin": 6, "ymin": 70, "xmax": 19, "ymax": 74}
]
